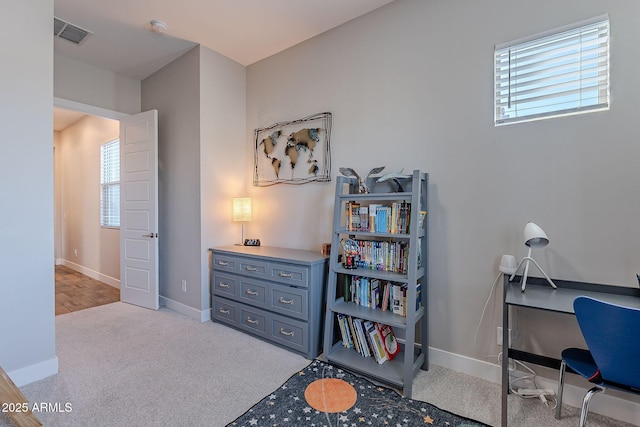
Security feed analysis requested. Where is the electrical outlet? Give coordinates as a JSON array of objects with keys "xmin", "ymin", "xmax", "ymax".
[
  {"xmin": 497, "ymin": 327, "xmax": 514, "ymax": 346},
  {"xmin": 74, "ymin": 249, "xmax": 78, "ymax": 258},
  {"xmin": 181, "ymin": 280, "xmax": 187, "ymax": 292}
]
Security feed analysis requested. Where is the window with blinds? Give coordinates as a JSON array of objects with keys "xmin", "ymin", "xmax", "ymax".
[
  {"xmin": 495, "ymin": 16, "xmax": 609, "ymax": 125},
  {"xmin": 100, "ymin": 139, "xmax": 120, "ymax": 228}
]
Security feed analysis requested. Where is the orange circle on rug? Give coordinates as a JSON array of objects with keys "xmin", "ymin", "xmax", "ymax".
[{"xmin": 304, "ymin": 378, "xmax": 357, "ymax": 413}]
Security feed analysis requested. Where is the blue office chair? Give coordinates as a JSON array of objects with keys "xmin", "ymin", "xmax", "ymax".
[{"xmin": 556, "ymin": 296, "xmax": 640, "ymax": 426}]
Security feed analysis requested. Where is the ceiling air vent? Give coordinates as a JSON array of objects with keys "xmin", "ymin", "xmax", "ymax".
[{"xmin": 54, "ymin": 17, "xmax": 92, "ymax": 45}]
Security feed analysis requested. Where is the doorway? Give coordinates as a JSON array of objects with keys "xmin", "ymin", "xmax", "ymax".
[
  {"xmin": 54, "ymin": 98, "xmax": 160, "ymax": 312},
  {"xmin": 54, "ymin": 99, "xmax": 125, "ymax": 312}
]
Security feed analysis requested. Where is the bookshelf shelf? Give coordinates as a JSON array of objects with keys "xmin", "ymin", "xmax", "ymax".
[
  {"xmin": 326, "ymin": 342, "xmax": 425, "ymax": 388},
  {"xmin": 322, "ymin": 170, "xmax": 429, "ymax": 398},
  {"xmin": 330, "ymin": 299, "xmax": 426, "ymax": 328}
]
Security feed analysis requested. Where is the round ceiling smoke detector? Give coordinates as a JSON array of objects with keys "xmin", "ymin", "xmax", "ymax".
[{"xmin": 150, "ymin": 20, "xmax": 168, "ymax": 33}]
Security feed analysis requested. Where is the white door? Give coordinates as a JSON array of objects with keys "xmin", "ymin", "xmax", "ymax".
[{"xmin": 120, "ymin": 110, "xmax": 159, "ymax": 310}]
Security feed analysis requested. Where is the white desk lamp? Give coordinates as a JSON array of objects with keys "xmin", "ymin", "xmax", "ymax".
[{"xmin": 510, "ymin": 222, "xmax": 557, "ymax": 292}]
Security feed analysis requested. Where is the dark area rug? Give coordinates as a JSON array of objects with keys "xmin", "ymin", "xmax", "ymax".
[{"xmin": 228, "ymin": 359, "xmax": 490, "ymax": 427}]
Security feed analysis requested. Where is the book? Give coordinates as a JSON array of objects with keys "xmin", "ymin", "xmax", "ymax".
[
  {"xmin": 368, "ymin": 204, "xmax": 382, "ymax": 232},
  {"xmin": 371, "ymin": 279, "xmax": 380, "ymax": 308},
  {"xmin": 365, "ymin": 320, "xmax": 388, "ymax": 364},
  {"xmin": 336, "ymin": 314, "xmax": 351, "ymax": 348},
  {"xmin": 418, "ymin": 210, "xmax": 427, "ymax": 229},
  {"xmin": 376, "ymin": 207, "xmax": 388, "ymax": 233},
  {"xmin": 348, "ymin": 202, "xmax": 361, "ymax": 231},
  {"xmin": 391, "ymin": 284, "xmax": 407, "ymax": 316},
  {"xmin": 346, "ymin": 316, "xmax": 362, "ymax": 355},
  {"xmin": 353, "ymin": 318, "xmax": 371, "ymax": 357},
  {"xmin": 342, "ymin": 275, "xmax": 352, "ymax": 302},
  {"xmin": 359, "ymin": 206, "xmax": 369, "ymax": 232},
  {"xmin": 415, "ymin": 282, "xmax": 422, "ymax": 311},
  {"xmin": 390, "ymin": 203, "xmax": 398, "ymax": 234},
  {"xmin": 376, "ymin": 323, "xmax": 400, "ymax": 361},
  {"xmin": 381, "ymin": 282, "xmax": 390, "ymax": 311}
]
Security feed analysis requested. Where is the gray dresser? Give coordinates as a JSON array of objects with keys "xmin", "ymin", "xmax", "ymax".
[{"xmin": 210, "ymin": 245, "xmax": 328, "ymax": 359}]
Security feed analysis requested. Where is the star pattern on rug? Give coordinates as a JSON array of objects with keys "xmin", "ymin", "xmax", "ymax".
[{"xmin": 228, "ymin": 360, "xmax": 489, "ymax": 427}]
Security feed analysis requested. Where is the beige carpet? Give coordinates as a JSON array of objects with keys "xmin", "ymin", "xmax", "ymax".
[{"xmin": 0, "ymin": 302, "xmax": 633, "ymax": 426}]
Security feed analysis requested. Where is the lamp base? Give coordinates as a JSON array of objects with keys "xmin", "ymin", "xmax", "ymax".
[
  {"xmin": 510, "ymin": 256, "xmax": 557, "ymax": 292},
  {"xmin": 243, "ymin": 239, "xmax": 261, "ymax": 246}
]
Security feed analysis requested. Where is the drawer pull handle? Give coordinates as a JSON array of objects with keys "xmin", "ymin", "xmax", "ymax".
[
  {"xmin": 246, "ymin": 289, "xmax": 259, "ymax": 296},
  {"xmin": 245, "ymin": 266, "xmax": 258, "ymax": 272},
  {"xmin": 279, "ymin": 272, "xmax": 293, "ymax": 278},
  {"xmin": 219, "ymin": 308, "xmax": 230, "ymax": 314},
  {"xmin": 280, "ymin": 328, "xmax": 295, "ymax": 337},
  {"xmin": 279, "ymin": 297, "xmax": 294, "ymax": 305},
  {"xmin": 247, "ymin": 317, "xmax": 259, "ymax": 325},
  {"xmin": 218, "ymin": 282, "xmax": 230, "ymax": 288},
  {"xmin": 217, "ymin": 261, "xmax": 230, "ymax": 266}
]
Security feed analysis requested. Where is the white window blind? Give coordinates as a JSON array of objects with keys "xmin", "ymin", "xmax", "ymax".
[
  {"xmin": 495, "ymin": 16, "xmax": 609, "ymax": 125},
  {"xmin": 100, "ymin": 139, "xmax": 120, "ymax": 228}
]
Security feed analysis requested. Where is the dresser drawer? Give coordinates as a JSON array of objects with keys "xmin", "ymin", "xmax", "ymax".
[
  {"xmin": 227, "ymin": 277, "xmax": 308, "ymax": 321},
  {"xmin": 212, "ymin": 274, "xmax": 238, "ymax": 298},
  {"xmin": 212, "ymin": 254, "xmax": 239, "ymax": 273},
  {"xmin": 271, "ymin": 314, "xmax": 307, "ymax": 354},
  {"xmin": 212, "ymin": 297, "xmax": 239, "ymax": 325},
  {"xmin": 240, "ymin": 306, "xmax": 267, "ymax": 334},
  {"xmin": 237, "ymin": 259, "xmax": 269, "ymax": 279},
  {"xmin": 268, "ymin": 263, "xmax": 309, "ymax": 287},
  {"xmin": 271, "ymin": 286, "xmax": 307, "ymax": 320},
  {"xmin": 239, "ymin": 279, "xmax": 267, "ymax": 305}
]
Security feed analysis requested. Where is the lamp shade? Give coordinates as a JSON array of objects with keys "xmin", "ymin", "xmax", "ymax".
[
  {"xmin": 524, "ymin": 222, "xmax": 549, "ymax": 248},
  {"xmin": 232, "ymin": 197, "xmax": 252, "ymax": 222}
]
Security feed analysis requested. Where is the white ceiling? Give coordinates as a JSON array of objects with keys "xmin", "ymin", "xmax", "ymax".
[
  {"xmin": 53, "ymin": 0, "xmax": 394, "ymax": 131},
  {"xmin": 54, "ymin": 0, "xmax": 395, "ymax": 79}
]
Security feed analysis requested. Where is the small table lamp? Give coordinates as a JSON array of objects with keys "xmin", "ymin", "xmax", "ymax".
[
  {"xmin": 510, "ymin": 222, "xmax": 557, "ymax": 292},
  {"xmin": 232, "ymin": 197, "xmax": 252, "ymax": 244}
]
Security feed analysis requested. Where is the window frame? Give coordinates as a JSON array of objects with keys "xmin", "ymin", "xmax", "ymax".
[
  {"xmin": 494, "ymin": 15, "xmax": 610, "ymax": 126},
  {"xmin": 100, "ymin": 139, "xmax": 120, "ymax": 229}
]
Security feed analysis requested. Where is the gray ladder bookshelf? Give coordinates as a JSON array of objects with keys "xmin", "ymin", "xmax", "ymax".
[{"xmin": 322, "ymin": 169, "xmax": 429, "ymax": 397}]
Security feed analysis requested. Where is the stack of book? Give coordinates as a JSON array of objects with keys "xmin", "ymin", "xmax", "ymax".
[
  {"xmin": 341, "ymin": 276, "xmax": 422, "ymax": 317},
  {"xmin": 335, "ymin": 314, "xmax": 400, "ymax": 364},
  {"xmin": 346, "ymin": 239, "xmax": 410, "ymax": 274},
  {"xmin": 345, "ymin": 201, "xmax": 414, "ymax": 234}
]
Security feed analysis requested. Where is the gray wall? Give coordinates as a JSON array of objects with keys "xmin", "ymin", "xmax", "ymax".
[
  {"xmin": 142, "ymin": 45, "xmax": 246, "ymax": 319},
  {"xmin": 142, "ymin": 47, "xmax": 203, "ymax": 313},
  {"xmin": 0, "ymin": 0, "xmax": 57, "ymax": 384},
  {"xmin": 198, "ymin": 46, "xmax": 247, "ymax": 312},
  {"xmin": 55, "ymin": 53, "xmax": 141, "ymax": 115},
  {"xmin": 247, "ymin": 0, "xmax": 640, "ymax": 375}
]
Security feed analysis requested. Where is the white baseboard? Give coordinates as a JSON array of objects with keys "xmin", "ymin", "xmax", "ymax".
[
  {"xmin": 57, "ymin": 259, "xmax": 120, "ymax": 289},
  {"xmin": 160, "ymin": 296, "xmax": 210, "ymax": 323},
  {"xmin": 7, "ymin": 357, "xmax": 59, "ymax": 387},
  {"xmin": 429, "ymin": 347, "xmax": 640, "ymax": 426}
]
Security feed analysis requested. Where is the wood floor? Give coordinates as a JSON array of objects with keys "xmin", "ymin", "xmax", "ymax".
[{"xmin": 55, "ymin": 265, "xmax": 120, "ymax": 315}]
